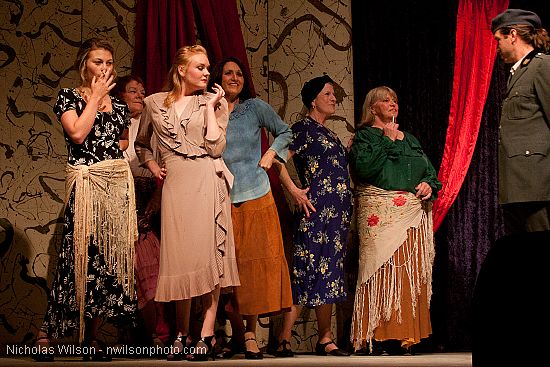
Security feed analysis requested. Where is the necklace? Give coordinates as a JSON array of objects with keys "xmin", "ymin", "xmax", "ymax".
[{"xmin": 76, "ymin": 87, "xmax": 107, "ymax": 111}]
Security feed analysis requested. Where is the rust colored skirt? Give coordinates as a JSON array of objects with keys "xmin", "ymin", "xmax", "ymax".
[
  {"xmin": 231, "ymin": 191, "xmax": 293, "ymax": 316},
  {"xmin": 352, "ymin": 236, "xmax": 432, "ymax": 350}
]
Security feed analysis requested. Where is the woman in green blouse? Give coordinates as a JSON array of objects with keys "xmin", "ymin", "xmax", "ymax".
[{"xmin": 349, "ymin": 86, "xmax": 441, "ymax": 355}]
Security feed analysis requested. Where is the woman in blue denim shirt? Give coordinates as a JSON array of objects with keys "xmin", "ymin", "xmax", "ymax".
[{"xmin": 208, "ymin": 57, "xmax": 293, "ymax": 359}]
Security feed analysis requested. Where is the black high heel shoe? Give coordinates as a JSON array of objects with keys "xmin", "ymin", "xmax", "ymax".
[
  {"xmin": 244, "ymin": 337, "xmax": 263, "ymax": 360},
  {"xmin": 31, "ymin": 336, "xmax": 54, "ymax": 362},
  {"xmin": 188, "ymin": 335, "xmax": 216, "ymax": 362},
  {"xmin": 82, "ymin": 339, "xmax": 112, "ymax": 361},
  {"xmin": 272, "ymin": 339, "xmax": 294, "ymax": 357},
  {"xmin": 315, "ymin": 339, "xmax": 350, "ymax": 356},
  {"xmin": 221, "ymin": 337, "xmax": 245, "ymax": 359},
  {"xmin": 166, "ymin": 334, "xmax": 189, "ymax": 361}
]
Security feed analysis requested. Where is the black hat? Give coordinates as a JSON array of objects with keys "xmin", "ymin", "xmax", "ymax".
[
  {"xmin": 491, "ymin": 9, "xmax": 541, "ymax": 33},
  {"xmin": 301, "ymin": 75, "xmax": 334, "ymax": 109}
]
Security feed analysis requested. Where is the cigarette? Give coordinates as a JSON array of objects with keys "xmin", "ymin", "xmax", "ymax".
[{"xmin": 392, "ymin": 116, "xmax": 395, "ymax": 123}]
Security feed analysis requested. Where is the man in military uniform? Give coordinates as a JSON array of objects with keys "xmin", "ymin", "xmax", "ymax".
[{"xmin": 491, "ymin": 9, "xmax": 550, "ymax": 233}]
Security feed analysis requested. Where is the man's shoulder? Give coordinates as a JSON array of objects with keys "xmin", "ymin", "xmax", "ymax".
[
  {"xmin": 533, "ymin": 53, "xmax": 550, "ymax": 63},
  {"xmin": 530, "ymin": 53, "xmax": 550, "ymax": 75}
]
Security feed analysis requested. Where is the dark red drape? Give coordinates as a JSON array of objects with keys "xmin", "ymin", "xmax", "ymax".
[
  {"xmin": 132, "ymin": 0, "xmax": 197, "ymax": 94},
  {"xmin": 133, "ymin": 0, "xmax": 254, "ymax": 96},
  {"xmin": 191, "ymin": 0, "xmax": 255, "ymax": 98},
  {"xmin": 432, "ymin": 0, "xmax": 509, "ymax": 231}
]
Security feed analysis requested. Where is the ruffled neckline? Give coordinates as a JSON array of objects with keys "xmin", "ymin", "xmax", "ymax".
[{"xmin": 147, "ymin": 92, "xmax": 214, "ymax": 156}]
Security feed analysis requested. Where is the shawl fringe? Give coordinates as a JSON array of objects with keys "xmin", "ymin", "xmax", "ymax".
[
  {"xmin": 350, "ymin": 185, "xmax": 434, "ymax": 352},
  {"xmin": 65, "ymin": 159, "xmax": 138, "ymax": 343}
]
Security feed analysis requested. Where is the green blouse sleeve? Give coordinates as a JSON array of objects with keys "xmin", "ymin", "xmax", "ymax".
[
  {"xmin": 406, "ymin": 134, "xmax": 442, "ymax": 200},
  {"xmin": 422, "ymin": 154, "xmax": 442, "ymax": 199}
]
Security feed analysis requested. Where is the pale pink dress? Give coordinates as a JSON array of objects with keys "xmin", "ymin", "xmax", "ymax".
[{"xmin": 135, "ymin": 92, "xmax": 240, "ymax": 301}]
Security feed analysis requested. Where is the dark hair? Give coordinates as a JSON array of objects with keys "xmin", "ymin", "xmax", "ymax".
[
  {"xmin": 498, "ymin": 24, "xmax": 550, "ymax": 53},
  {"xmin": 300, "ymin": 74, "xmax": 334, "ymax": 110},
  {"xmin": 208, "ymin": 56, "xmax": 253, "ymax": 101},
  {"xmin": 111, "ymin": 74, "xmax": 145, "ymax": 99},
  {"xmin": 74, "ymin": 38, "xmax": 116, "ymax": 85}
]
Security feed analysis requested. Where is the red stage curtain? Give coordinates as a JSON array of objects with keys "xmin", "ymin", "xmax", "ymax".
[
  {"xmin": 192, "ymin": 0, "xmax": 255, "ymax": 96},
  {"xmin": 432, "ymin": 0, "xmax": 509, "ymax": 231},
  {"xmin": 132, "ymin": 0, "xmax": 197, "ymax": 94}
]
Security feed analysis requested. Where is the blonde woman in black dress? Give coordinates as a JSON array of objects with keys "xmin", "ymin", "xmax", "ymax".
[{"xmin": 33, "ymin": 38, "xmax": 138, "ymax": 362}]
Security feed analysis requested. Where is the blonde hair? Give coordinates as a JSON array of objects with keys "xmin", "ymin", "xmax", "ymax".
[
  {"xmin": 164, "ymin": 45, "xmax": 208, "ymax": 107},
  {"xmin": 75, "ymin": 38, "xmax": 117, "ymax": 86},
  {"xmin": 358, "ymin": 86, "xmax": 398, "ymax": 129}
]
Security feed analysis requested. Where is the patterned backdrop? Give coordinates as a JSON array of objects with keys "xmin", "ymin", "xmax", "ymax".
[{"xmin": 0, "ymin": 0, "xmax": 354, "ymax": 352}]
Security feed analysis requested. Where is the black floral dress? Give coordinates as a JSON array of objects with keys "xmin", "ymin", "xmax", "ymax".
[
  {"xmin": 289, "ymin": 117, "xmax": 353, "ymax": 307},
  {"xmin": 41, "ymin": 88, "xmax": 137, "ymax": 338}
]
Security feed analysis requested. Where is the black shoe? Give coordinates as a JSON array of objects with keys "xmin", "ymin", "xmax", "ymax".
[
  {"xmin": 31, "ymin": 337, "xmax": 54, "ymax": 362},
  {"xmin": 366, "ymin": 341, "xmax": 385, "ymax": 356},
  {"xmin": 221, "ymin": 338, "xmax": 245, "ymax": 359},
  {"xmin": 244, "ymin": 337, "xmax": 263, "ymax": 360},
  {"xmin": 272, "ymin": 339, "xmax": 294, "ymax": 357},
  {"xmin": 383, "ymin": 339, "xmax": 409, "ymax": 355},
  {"xmin": 166, "ymin": 334, "xmax": 189, "ymax": 361},
  {"xmin": 150, "ymin": 334, "xmax": 166, "ymax": 358},
  {"xmin": 315, "ymin": 340, "xmax": 350, "ymax": 356},
  {"xmin": 82, "ymin": 340, "xmax": 112, "ymax": 362},
  {"xmin": 188, "ymin": 335, "xmax": 216, "ymax": 362}
]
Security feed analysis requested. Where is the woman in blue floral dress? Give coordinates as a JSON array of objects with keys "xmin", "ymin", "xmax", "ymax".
[
  {"xmin": 33, "ymin": 38, "xmax": 138, "ymax": 362},
  {"xmin": 274, "ymin": 75, "xmax": 352, "ymax": 357}
]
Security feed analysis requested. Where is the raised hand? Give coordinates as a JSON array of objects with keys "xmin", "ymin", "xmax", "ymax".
[
  {"xmin": 208, "ymin": 82, "xmax": 226, "ymax": 107},
  {"xmin": 382, "ymin": 121, "xmax": 400, "ymax": 141},
  {"xmin": 90, "ymin": 70, "xmax": 116, "ymax": 102}
]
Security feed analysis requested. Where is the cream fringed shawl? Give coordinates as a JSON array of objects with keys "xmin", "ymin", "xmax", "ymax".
[
  {"xmin": 351, "ymin": 184, "xmax": 435, "ymax": 351},
  {"xmin": 65, "ymin": 159, "xmax": 138, "ymax": 342}
]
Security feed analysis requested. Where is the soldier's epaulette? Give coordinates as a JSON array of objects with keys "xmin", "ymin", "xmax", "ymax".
[{"xmin": 519, "ymin": 49, "xmax": 539, "ymax": 68}]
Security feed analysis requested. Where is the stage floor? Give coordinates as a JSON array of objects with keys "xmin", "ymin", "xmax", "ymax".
[{"xmin": 2, "ymin": 352, "xmax": 471, "ymax": 366}]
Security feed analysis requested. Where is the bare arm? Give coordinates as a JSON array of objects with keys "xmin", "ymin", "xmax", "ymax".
[
  {"xmin": 258, "ymin": 149, "xmax": 277, "ymax": 171},
  {"xmin": 144, "ymin": 160, "xmax": 167, "ymax": 181},
  {"xmin": 119, "ymin": 128, "xmax": 129, "ymax": 151},
  {"xmin": 61, "ymin": 73, "xmax": 116, "ymax": 144},
  {"xmin": 272, "ymin": 152, "xmax": 316, "ymax": 217},
  {"xmin": 204, "ymin": 83, "xmax": 225, "ymax": 141}
]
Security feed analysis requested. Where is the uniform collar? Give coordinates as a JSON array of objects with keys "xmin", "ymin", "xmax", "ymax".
[{"xmin": 510, "ymin": 49, "xmax": 537, "ymax": 75}]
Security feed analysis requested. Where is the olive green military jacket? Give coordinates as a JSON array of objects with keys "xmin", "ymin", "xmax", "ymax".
[{"xmin": 499, "ymin": 52, "xmax": 550, "ymax": 204}]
